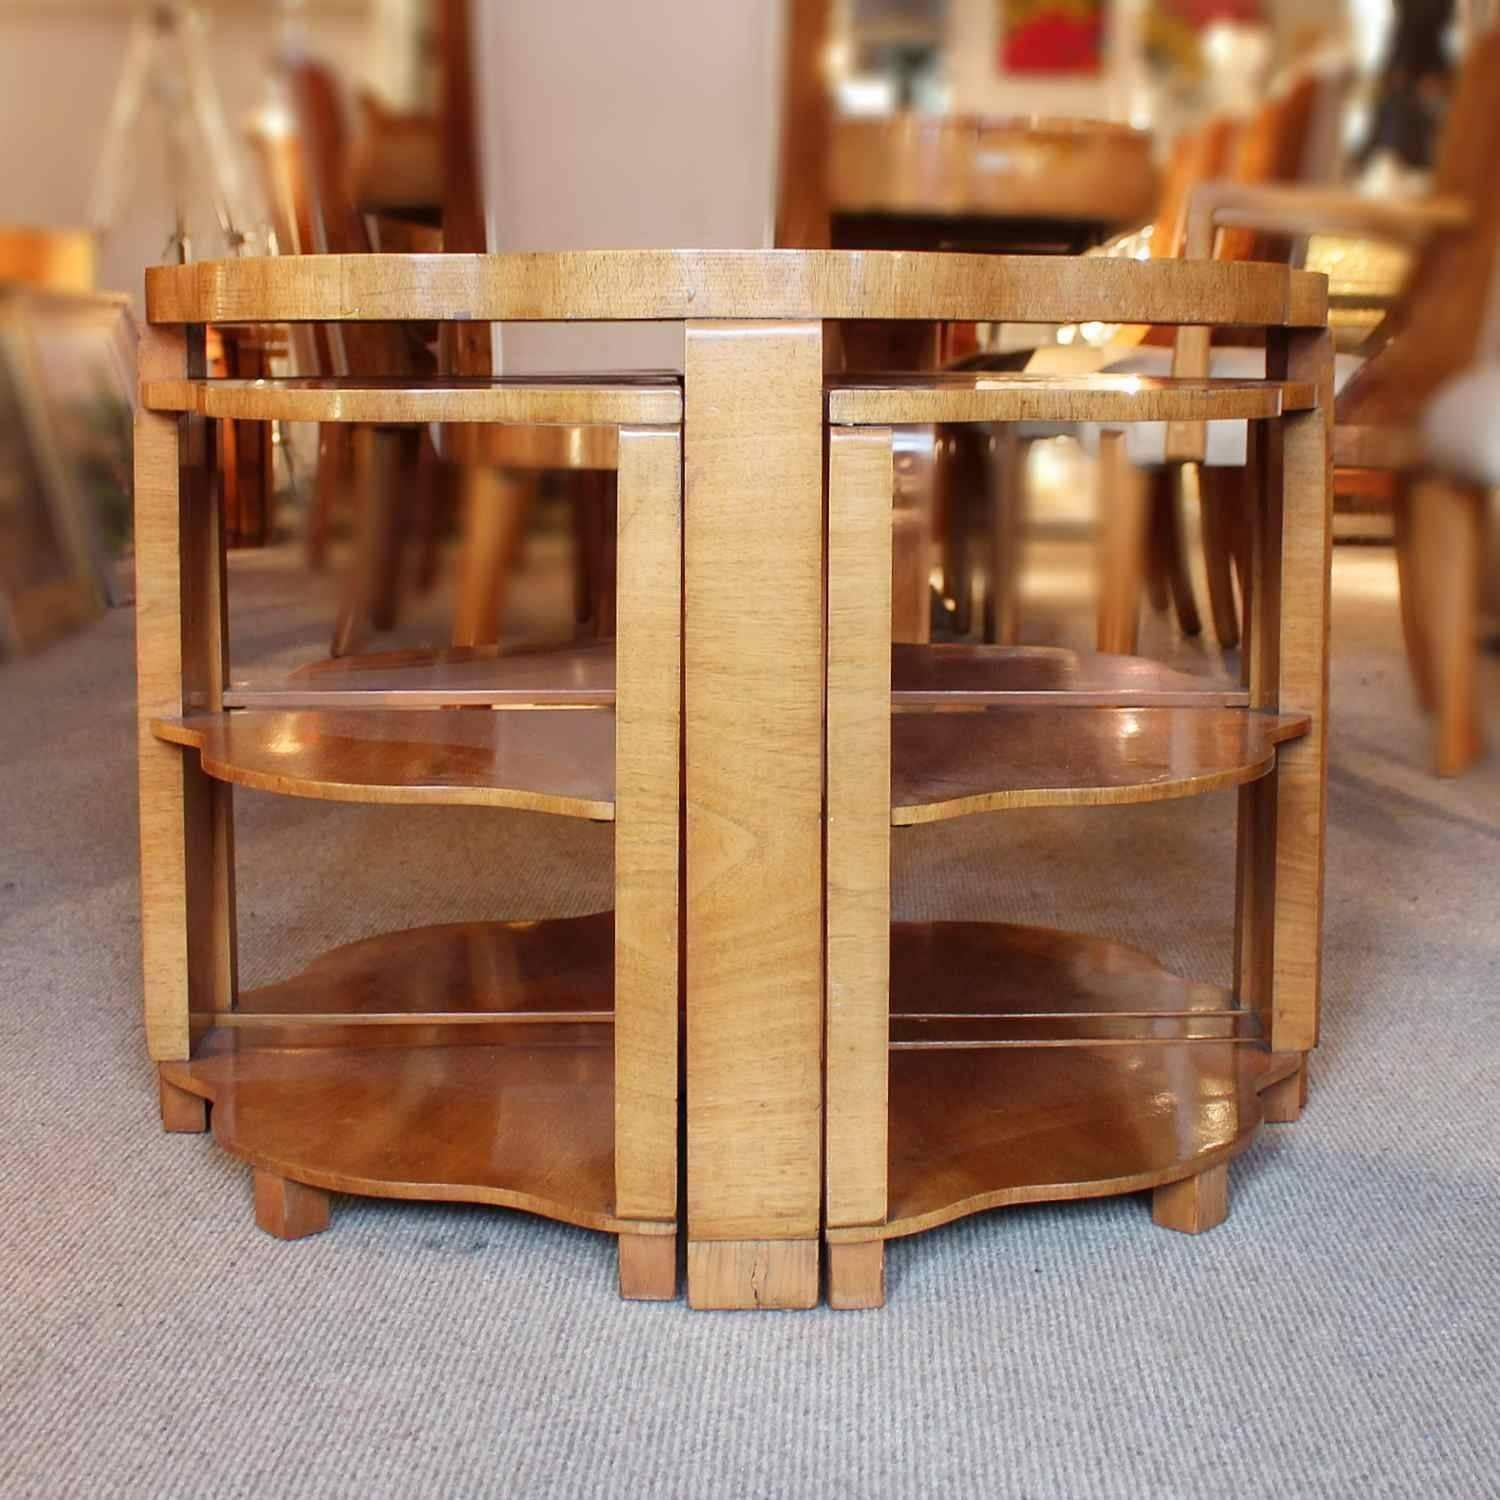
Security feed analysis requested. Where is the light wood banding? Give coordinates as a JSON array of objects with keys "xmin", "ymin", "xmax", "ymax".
[
  {"xmin": 828, "ymin": 373, "xmax": 1315, "ymax": 426},
  {"xmin": 145, "ymin": 251, "xmax": 1326, "ymax": 330},
  {"xmin": 142, "ymin": 375, "xmax": 681, "ymax": 427},
  {"xmin": 153, "ymin": 708, "xmax": 615, "ymax": 820},
  {"xmin": 891, "ymin": 707, "xmax": 1310, "ymax": 824}
]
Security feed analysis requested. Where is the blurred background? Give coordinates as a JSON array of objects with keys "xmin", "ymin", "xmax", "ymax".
[{"xmin": 1, "ymin": 0, "xmax": 1496, "ymax": 774}]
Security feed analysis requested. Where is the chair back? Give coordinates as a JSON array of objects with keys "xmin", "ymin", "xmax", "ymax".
[{"xmin": 1339, "ymin": 27, "xmax": 1500, "ymax": 428}]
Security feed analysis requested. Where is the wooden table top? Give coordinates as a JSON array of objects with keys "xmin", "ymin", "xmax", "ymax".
[{"xmin": 145, "ymin": 249, "xmax": 1325, "ymax": 329}]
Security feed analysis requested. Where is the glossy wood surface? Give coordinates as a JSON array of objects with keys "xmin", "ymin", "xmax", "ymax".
[
  {"xmin": 144, "ymin": 251, "xmax": 1326, "ymax": 330},
  {"xmin": 828, "ymin": 373, "xmax": 1314, "ymax": 426},
  {"xmin": 819, "ymin": 921, "xmax": 1302, "ymax": 1243},
  {"xmin": 830, "ymin": 116, "xmax": 1156, "ymax": 229},
  {"xmin": 445, "ymin": 422, "xmax": 619, "ymax": 471},
  {"xmin": 227, "ymin": 641, "xmax": 1247, "ymax": 714},
  {"xmin": 890, "ymin": 645, "xmax": 1249, "ymax": 707},
  {"xmin": 226, "ymin": 642, "xmax": 618, "ymax": 710},
  {"xmin": 141, "ymin": 375, "xmax": 681, "ymax": 427},
  {"xmin": 153, "ymin": 708, "xmax": 615, "ymax": 820},
  {"xmin": 160, "ymin": 916, "xmax": 673, "ymax": 1239},
  {"xmin": 891, "ymin": 707, "xmax": 1309, "ymax": 824}
]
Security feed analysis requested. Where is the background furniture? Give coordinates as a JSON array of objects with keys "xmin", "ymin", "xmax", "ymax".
[{"xmin": 1175, "ymin": 27, "xmax": 1500, "ymax": 771}]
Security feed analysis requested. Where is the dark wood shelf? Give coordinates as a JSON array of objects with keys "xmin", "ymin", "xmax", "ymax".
[
  {"xmin": 153, "ymin": 707, "xmax": 616, "ymax": 820},
  {"xmin": 892, "ymin": 705, "xmax": 1308, "ymax": 823},
  {"xmin": 161, "ymin": 915, "xmax": 670, "ymax": 1237},
  {"xmin": 824, "ymin": 920, "xmax": 1299, "ymax": 1243}
]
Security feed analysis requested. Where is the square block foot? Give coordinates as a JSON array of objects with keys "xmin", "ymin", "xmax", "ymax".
[
  {"xmin": 827, "ymin": 1240, "xmax": 886, "ymax": 1310},
  {"xmin": 618, "ymin": 1231, "xmax": 677, "ymax": 1300},
  {"xmin": 687, "ymin": 1238, "xmax": 819, "ymax": 1310},
  {"xmin": 159, "ymin": 1071, "xmax": 208, "ymax": 1133},
  {"xmin": 1152, "ymin": 1163, "xmax": 1229, "ymax": 1234},
  {"xmin": 252, "ymin": 1169, "xmax": 331, "ymax": 1240}
]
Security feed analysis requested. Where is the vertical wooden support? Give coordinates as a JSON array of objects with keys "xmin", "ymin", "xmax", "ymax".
[
  {"xmin": 684, "ymin": 322, "xmax": 824, "ymax": 1310},
  {"xmin": 135, "ymin": 324, "xmax": 236, "ymax": 1067},
  {"xmin": 825, "ymin": 426, "xmax": 894, "ymax": 1309},
  {"xmin": 1095, "ymin": 429, "xmax": 1148, "ymax": 654},
  {"xmin": 613, "ymin": 426, "xmax": 683, "ymax": 1297},
  {"xmin": 1235, "ymin": 419, "xmax": 1278, "ymax": 1040},
  {"xmin": 1265, "ymin": 329, "xmax": 1333, "ymax": 1054}
]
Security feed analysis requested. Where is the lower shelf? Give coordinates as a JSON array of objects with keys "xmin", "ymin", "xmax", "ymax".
[
  {"xmin": 830, "ymin": 921, "xmax": 1299, "ymax": 1242},
  {"xmin": 162, "ymin": 914, "xmax": 670, "ymax": 1238}
]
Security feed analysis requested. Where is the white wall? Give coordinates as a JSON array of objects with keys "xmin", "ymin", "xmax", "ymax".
[
  {"xmin": 0, "ymin": 7, "xmax": 369, "ymax": 311},
  {"xmin": 474, "ymin": 0, "xmax": 784, "ymax": 373}
]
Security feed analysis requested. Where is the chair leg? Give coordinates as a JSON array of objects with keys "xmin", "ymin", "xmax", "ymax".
[
  {"xmin": 1393, "ymin": 481, "xmax": 1438, "ymax": 712},
  {"xmin": 1095, "ymin": 431, "xmax": 1149, "ymax": 654},
  {"xmin": 985, "ymin": 428, "xmax": 1024, "ymax": 645},
  {"xmin": 1408, "ymin": 474, "xmax": 1485, "ymax": 775},
  {"xmin": 307, "ymin": 423, "xmax": 352, "ymax": 572},
  {"xmin": 331, "ymin": 426, "xmax": 405, "ymax": 657},
  {"xmin": 451, "ymin": 466, "xmax": 537, "ymax": 648},
  {"xmin": 1150, "ymin": 466, "xmax": 1202, "ymax": 637},
  {"xmin": 1197, "ymin": 463, "xmax": 1241, "ymax": 649}
]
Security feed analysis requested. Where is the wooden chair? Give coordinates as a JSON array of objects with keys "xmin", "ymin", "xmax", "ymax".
[{"xmin": 1175, "ymin": 26, "xmax": 1500, "ymax": 771}]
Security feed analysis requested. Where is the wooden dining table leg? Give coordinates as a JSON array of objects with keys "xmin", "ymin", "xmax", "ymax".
[{"xmin": 684, "ymin": 321, "xmax": 825, "ymax": 1310}]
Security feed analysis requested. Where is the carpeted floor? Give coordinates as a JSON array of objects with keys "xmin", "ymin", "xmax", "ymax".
[{"xmin": 2, "ymin": 534, "xmax": 1498, "ymax": 1498}]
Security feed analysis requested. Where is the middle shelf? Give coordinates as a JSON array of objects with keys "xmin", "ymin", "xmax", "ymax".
[
  {"xmin": 160, "ymin": 646, "xmax": 1304, "ymax": 821},
  {"xmin": 153, "ymin": 707, "xmax": 616, "ymax": 819}
]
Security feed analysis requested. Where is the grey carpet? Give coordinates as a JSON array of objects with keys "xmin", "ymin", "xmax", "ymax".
[{"xmin": 2, "ymin": 539, "xmax": 1497, "ymax": 1498}]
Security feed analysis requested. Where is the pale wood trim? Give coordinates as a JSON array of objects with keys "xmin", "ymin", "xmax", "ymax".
[
  {"xmin": 825, "ymin": 427, "xmax": 893, "ymax": 1233},
  {"xmin": 135, "ymin": 324, "xmax": 235, "ymax": 1061},
  {"xmin": 613, "ymin": 426, "xmax": 683, "ymax": 1225},
  {"xmin": 684, "ymin": 322, "xmax": 825, "ymax": 1296},
  {"xmin": 145, "ymin": 252, "xmax": 1328, "ymax": 330}
]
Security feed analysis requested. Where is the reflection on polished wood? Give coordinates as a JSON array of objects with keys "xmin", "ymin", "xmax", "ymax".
[
  {"xmin": 831, "ymin": 116, "xmax": 1156, "ymax": 231},
  {"xmin": 229, "ymin": 642, "xmax": 1244, "ymax": 713},
  {"xmin": 890, "ymin": 644, "xmax": 1248, "ymax": 707},
  {"xmin": 827, "ymin": 920, "xmax": 1304, "ymax": 1248},
  {"xmin": 226, "ymin": 642, "xmax": 618, "ymax": 710},
  {"xmin": 141, "ymin": 375, "xmax": 681, "ymax": 427},
  {"xmin": 152, "ymin": 708, "xmax": 615, "ymax": 820},
  {"xmin": 145, "ymin": 251, "xmax": 1327, "ymax": 332},
  {"xmin": 195, "ymin": 914, "xmax": 613, "ymax": 1044},
  {"xmin": 891, "ymin": 706, "xmax": 1309, "ymax": 823},
  {"xmin": 828, "ymin": 373, "xmax": 1315, "ymax": 427},
  {"xmin": 160, "ymin": 916, "xmax": 673, "ymax": 1240}
]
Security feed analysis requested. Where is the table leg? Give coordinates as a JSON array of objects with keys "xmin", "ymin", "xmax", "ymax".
[{"xmin": 684, "ymin": 321, "xmax": 825, "ymax": 1309}]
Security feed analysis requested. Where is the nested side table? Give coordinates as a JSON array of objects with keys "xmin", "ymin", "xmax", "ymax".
[
  {"xmin": 138, "ymin": 252, "xmax": 1329, "ymax": 1309},
  {"xmin": 824, "ymin": 339, "xmax": 1332, "ymax": 1304},
  {"xmin": 136, "ymin": 326, "xmax": 683, "ymax": 1296}
]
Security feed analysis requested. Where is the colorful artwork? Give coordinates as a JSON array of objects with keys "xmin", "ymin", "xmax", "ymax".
[{"xmin": 1001, "ymin": 0, "xmax": 1105, "ymax": 74}]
